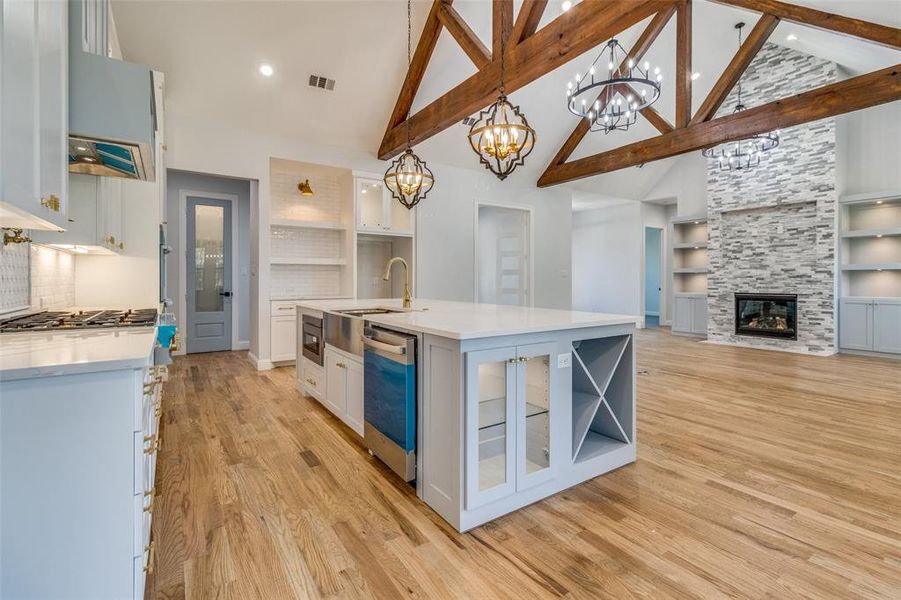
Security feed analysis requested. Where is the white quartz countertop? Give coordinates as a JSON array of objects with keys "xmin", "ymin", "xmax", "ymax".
[
  {"xmin": 0, "ymin": 327, "xmax": 157, "ymax": 381},
  {"xmin": 297, "ymin": 298, "xmax": 639, "ymax": 340}
]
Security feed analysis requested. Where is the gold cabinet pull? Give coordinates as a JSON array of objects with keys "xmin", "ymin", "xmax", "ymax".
[
  {"xmin": 336, "ymin": 362, "xmax": 346, "ymax": 369},
  {"xmin": 143, "ymin": 541, "xmax": 155, "ymax": 574},
  {"xmin": 117, "ymin": 241, "xmax": 124, "ymax": 250}
]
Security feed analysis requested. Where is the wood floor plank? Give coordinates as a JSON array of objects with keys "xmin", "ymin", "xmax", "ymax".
[{"xmin": 146, "ymin": 329, "xmax": 901, "ymax": 599}]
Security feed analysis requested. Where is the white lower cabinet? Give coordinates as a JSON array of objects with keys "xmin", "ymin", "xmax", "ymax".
[
  {"xmin": 323, "ymin": 346, "xmax": 364, "ymax": 436},
  {"xmin": 0, "ymin": 358, "xmax": 164, "ymax": 598},
  {"xmin": 465, "ymin": 342, "xmax": 556, "ymax": 510},
  {"xmin": 841, "ymin": 298, "xmax": 901, "ymax": 355},
  {"xmin": 673, "ymin": 294, "xmax": 707, "ymax": 336},
  {"xmin": 298, "ymin": 356, "xmax": 326, "ymax": 401},
  {"xmin": 271, "ymin": 301, "xmax": 298, "ymax": 362}
]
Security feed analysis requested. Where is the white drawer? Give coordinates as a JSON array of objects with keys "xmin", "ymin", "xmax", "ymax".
[
  {"xmin": 300, "ymin": 362, "xmax": 325, "ymax": 399},
  {"xmin": 271, "ymin": 300, "xmax": 298, "ymax": 316}
]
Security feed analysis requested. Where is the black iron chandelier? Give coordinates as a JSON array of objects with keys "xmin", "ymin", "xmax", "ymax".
[
  {"xmin": 384, "ymin": 0, "xmax": 434, "ymax": 209},
  {"xmin": 467, "ymin": 27, "xmax": 536, "ymax": 180},
  {"xmin": 567, "ymin": 38, "xmax": 662, "ymax": 134},
  {"xmin": 702, "ymin": 23, "xmax": 779, "ymax": 170}
]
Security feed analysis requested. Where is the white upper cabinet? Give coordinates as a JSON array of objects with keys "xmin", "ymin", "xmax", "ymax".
[
  {"xmin": 0, "ymin": 0, "xmax": 68, "ymax": 230},
  {"xmin": 354, "ymin": 176, "xmax": 414, "ymax": 235}
]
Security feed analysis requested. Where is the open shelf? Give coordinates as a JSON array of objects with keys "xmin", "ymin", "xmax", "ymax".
[
  {"xmin": 674, "ymin": 267, "xmax": 708, "ymax": 274},
  {"xmin": 841, "ymin": 263, "xmax": 901, "ymax": 271},
  {"xmin": 270, "ymin": 257, "xmax": 347, "ymax": 266},
  {"xmin": 673, "ymin": 241, "xmax": 708, "ymax": 249},
  {"xmin": 270, "ymin": 218, "xmax": 347, "ymax": 230},
  {"xmin": 571, "ymin": 336, "xmax": 633, "ymax": 463},
  {"xmin": 842, "ymin": 227, "xmax": 901, "ymax": 239}
]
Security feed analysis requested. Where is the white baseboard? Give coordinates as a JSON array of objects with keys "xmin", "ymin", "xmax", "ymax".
[
  {"xmin": 232, "ymin": 340, "xmax": 250, "ymax": 351},
  {"xmin": 662, "ymin": 319, "xmax": 672, "ymax": 326},
  {"xmin": 247, "ymin": 352, "xmax": 274, "ymax": 371}
]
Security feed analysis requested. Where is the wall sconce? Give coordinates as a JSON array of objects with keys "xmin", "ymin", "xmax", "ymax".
[
  {"xmin": 297, "ymin": 179, "xmax": 314, "ymax": 196},
  {"xmin": 3, "ymin": 228, "xmax": 32, "ymax": 246}
]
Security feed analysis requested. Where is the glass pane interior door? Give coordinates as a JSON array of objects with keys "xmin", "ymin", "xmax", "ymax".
[
  {"xmin": 477, "ymin": 359, "xmax": 509, "ymax": 492},
  {"xmin": 194, "ymin": 204, "xmax": 225, "ymax": 312},
  {"xmin": 523, "ymin": 354, "xmax": 550, "ymax": 476},
  {"xmin": 186, "ymin": 197, "xmax": 232, "ymax": 354}
]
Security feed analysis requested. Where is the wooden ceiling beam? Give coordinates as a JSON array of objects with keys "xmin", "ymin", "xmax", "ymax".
[
  {"xmin": 378, "ymin": 0, "xmax": 674, "ymax": 160},
  {"xmin": 689, "ymin": 14, "xmax": 779, "ymax": 126},
  {"xmin": 675, "ymin": 0, "xmax": 692, "ymax": 128},
  {"xmin": 537, "ymin": 63, "xmax": 901, "ymax": 187},
  {"xmin": 383, "ymin": 0, "xmax": 446, "ymax": 134},
  {"xmin": 708, "ymin": 0, "xmax": 901, "ymax": 49},
  {"xmin": 545, "ymin": 6, "xmax": 676, "ymax": 169},
  {"xmin": 510, "ymin": 0, "xmax": 548, "ymax": 46},
  {"xmin": 437, "ymin": 2, "xmax": 491, "ymax": 69},
  {"xmin": 493, "ymin": 0, "xmax": 513, "ymax": 57}
]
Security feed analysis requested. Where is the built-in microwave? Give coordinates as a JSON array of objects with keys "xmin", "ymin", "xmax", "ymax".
[{"xmin": 301, "ymin": 315, "xmax": 324, "ymax": 366}]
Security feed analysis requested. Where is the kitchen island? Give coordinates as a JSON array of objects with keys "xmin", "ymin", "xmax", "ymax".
[{"xmin": 296, "ymin": 298, "xmax": 639, "ymax": 532}]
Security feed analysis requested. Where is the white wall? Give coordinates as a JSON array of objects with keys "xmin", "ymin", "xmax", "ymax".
[
  {"xmin": 572, "ymin": 201, "xmax": 643, "ymax": 317},
  {"xmin": 643, "ymin": 152, "xmax": 708, "ymax": 217},
  {"xmin": 836, "ymin": 100, "xmax": 901, "ymax": 197},
  {"xmin": 416, "ymin": 163, "xmax": 573, "ymax": 310},
  {"xmin": 74, "ymin": 177, "xmax": 160, "ymax": 308},
  {"xmin": 166, "ymin": 170, "xmax": 252, "ymax": 348}
]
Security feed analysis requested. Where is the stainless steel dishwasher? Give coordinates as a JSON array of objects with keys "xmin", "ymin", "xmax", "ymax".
[{"xmin": 362, "ymin": 326, "xmax": 417, "ymax": 481}]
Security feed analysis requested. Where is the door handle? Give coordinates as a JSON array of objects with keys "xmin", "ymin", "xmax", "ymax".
[{"xmin": 219, "ymin": 291, "xmax": 232, "ymax": 297}]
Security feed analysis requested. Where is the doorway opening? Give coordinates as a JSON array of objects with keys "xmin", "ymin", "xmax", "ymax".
[
  {"xmin": 169, "ymin": 169, "xmax": 252, "ymax": 355},
  {"xmin": 476, "ymin": 204, "xmax": 532, "ymax": 307},
  {"xmin": 644, "ymin": 226, "xmax": 663, "ymax": 327}
]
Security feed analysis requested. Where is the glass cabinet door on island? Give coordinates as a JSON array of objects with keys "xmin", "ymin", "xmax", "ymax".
[
  {"xmin": 466, "ymin": 347, "xmax": 517, "ymax": 508},
  {"xmin": 465, "ymin": 342, "xmax": 557, "ymax": 509}
]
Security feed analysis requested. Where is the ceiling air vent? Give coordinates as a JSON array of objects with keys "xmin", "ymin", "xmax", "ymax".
[
  {"xmin": 461, "ymin": 116, "xmax": 478, "ymax": 127},
  {"xmin": 308, "ymin": 74, "xmax": 336, "ymax": 91}
]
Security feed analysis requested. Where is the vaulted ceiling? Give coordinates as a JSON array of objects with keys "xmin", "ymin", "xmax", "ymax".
[{"xmin": 113, "ymin": 0, "xmax": 900, "ymax": 200}]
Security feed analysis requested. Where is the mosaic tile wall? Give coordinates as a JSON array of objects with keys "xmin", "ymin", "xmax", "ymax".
[{"xmin": 707, "ymin": 43, "xmax": 837, "ymax": 355}]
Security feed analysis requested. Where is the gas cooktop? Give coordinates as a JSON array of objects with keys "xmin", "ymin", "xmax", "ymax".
[{"xmin": 0, "ymin": 309, "xmax": 158, "ymax": 333}]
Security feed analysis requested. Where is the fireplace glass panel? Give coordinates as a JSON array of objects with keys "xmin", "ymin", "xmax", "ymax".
[{"xmin": 735, "ymin": 294, "xmax": 798, "ymax": 340}]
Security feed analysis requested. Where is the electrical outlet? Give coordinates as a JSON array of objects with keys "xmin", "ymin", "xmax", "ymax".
[{"xmin": 557, "ymin": 352, "xmax": 572, "ymax": 369}]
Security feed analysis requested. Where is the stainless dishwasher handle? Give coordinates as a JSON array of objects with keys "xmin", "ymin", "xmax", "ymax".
[{"xmin": 362, "ymin": 336, "xmax": 407, "ymax": 355}]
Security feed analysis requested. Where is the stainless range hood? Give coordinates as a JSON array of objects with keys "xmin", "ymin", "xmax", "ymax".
[{"xmin": 68, "ymin": 0, "xmax": 156, "ymax": 181}]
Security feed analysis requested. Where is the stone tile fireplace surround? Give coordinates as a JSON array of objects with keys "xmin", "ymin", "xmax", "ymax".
[{"xmin": 706, "ymin": 43, "xmax": 837, "ymax": 355}]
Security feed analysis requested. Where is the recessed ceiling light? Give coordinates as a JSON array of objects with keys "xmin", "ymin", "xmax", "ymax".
[
  {"xmin": 691, "ymin": 72, "xmax": 701, "ymax": 81},
  {"xmin": 876, "ymin": 200, "xmax": 884, "ymax": 204},
  {"xmin": 876, "ymin": 234, "xmax": 884, "ymax": 238},
  {"xmin": 561, "ymin": 0, "xmax": 572, "ymax": 11},
  {"xmin": 259, "ymin": 64, "xmax": 274, "ymax": 77},
  {"xmin": 786, "ymin": 33, "xmax": 798, "ymax": 41}
]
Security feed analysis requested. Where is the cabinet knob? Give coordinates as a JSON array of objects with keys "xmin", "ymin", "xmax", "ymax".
[{"xmin": 41, "ymin": 195, "xmax": 61, "ymax": 212}]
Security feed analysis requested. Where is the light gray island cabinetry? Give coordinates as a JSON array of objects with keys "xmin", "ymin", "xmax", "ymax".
[{"xmin": 297, "ymin": 299, "xmax": 639, "ymax": 532}]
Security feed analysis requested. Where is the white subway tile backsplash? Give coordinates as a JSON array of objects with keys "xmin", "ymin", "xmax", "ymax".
[
  {"xmin": 270, "ymin": 226, "xmax": 343, "ymax": 259},
  {"xmin": 0, "ymin": 243, "xmax": 75, "ymax": 314},
  {"xmin": 270, "ymin": 264, "xmax": 342, "ymax": 299}
]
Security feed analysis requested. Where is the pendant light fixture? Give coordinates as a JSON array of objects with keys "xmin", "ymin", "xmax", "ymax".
[
  {"xmin": 702, "ymin": 23, "xmax": 779, "ymax": 170},
  {"xmin": 467, "ymin": 25, "xmax": 536, "ymax": 180},
  {"xmin": 566, "ymin": 39, "xmax": 662, "ymax": 134},
  {"xmin": 384, "ymin": 0, "xmax": 435, "ymax": 210}
]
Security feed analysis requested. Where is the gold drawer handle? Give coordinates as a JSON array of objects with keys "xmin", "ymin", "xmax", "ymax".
[
  {"xmin": 306, "ymin": 377, "xmax": 317, "ymax": 387},
  {"xmin": 143, "ymin": 496, "xmax": 154, "ymax": 513},
  {"xmin": 118, "ymin": 241, "xmax": 124, "ymax": 250},
  {"xmin": 143, "ymin": 436, "xmax": 161, "ymax": 454},
  {"xmin": 336, "ymin": 362, "xmax": 346, "ymax": 369},
  {"xmin": 143, "ymin": 541, "xmax": 155, "ymax": 574}
]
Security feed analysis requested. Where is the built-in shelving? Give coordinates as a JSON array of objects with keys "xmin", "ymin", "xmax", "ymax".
[
  {"xmin": 841, "ymin": 263, "xmax": 901, "ymax": 271},
  {"xmin": 270, "ymin": 257, "xmax": 347, "ymax": 266},
  {"xmin": 674, "ymin": 267, "xmax": 708, "ymax": 274},
  {"xmin": 571, "ymin": 336, "xmax": 632, "ymax": 463},
  {"xmin": 270, "ymin": 218, "xmax": 347, "ymax": 230},
  {"xmin": 673, "ymin": 241, "xmax": 708, "ymax": 249},
  {"xmin": 838, "ymin": 193, "xmax": 901, "ymax": 355},
  {"xmin": 671, "ymin": 214, "xmax": 709, "ymax": 335}
]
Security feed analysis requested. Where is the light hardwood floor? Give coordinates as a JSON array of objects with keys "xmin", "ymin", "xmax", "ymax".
[{"xmin": 147, "ymin": 328, "xmax": 901, "ymax": 599}]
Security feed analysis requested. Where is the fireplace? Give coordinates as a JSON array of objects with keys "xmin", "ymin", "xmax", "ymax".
[{"xmin": 734, "ymin": 294, "xmax": 798, "ymax": 340}]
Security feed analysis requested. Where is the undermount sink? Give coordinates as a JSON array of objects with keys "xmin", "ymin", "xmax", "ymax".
[{"xmin": 336, "ymin": 307, "xmax": 407, "ymax": 316}]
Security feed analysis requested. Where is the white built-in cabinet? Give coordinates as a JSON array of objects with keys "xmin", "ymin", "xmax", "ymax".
[
  {"xmin": 355, "ymin": 176, "xmax": 415, "ymax": 235},
  {"xmin": 324, "ymin": 346, "xmax": 364, "ymax": 436},
  {"xmin": 671, "ymin": 215, "xmax": 709, "ymax": 337},
  {"xmin": 32, "ymin": 173, "xmax": 126, "ymax": 253},
  {"xmin": 0, "ymin": 356, "xmax": 165, "ymax": 598},
  {"xmin": 838, "ymin": 193, "xmax": 901, "ymax": 356},
  {"xmin": 270, "ymin": 301, "xmax": 298, "ymax": 363},
  {"xmin": 0, "ymin": 0, "xmax": 69, "ymax": 230},
  {"xmin": 840, "ymin": 298, "xmax": 901, "ymax": 354},
  {"xmin": 465, "ymin": 342, "xmax": 555, "ymax": 509}
]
